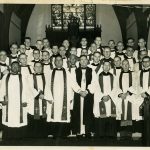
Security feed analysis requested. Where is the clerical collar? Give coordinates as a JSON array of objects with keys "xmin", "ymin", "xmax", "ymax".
[
  {"xmin": 52, "ymin": 54, "xmax": 59, "ymax": 57},
  {"xmin": 81, "ymin": 46, "xmax": 87, "ymax": 49},
  {"xmin": 142, "ymin": 68, "xmax": 150, "ymax": 72},
  {"xmin": 104, "ymin": 58, "xmax": 111, "ymax": 61},
  {"xmin": 111, "ymin": 49, "xmax": 116, "ymax": 52},
  {"xmin": 34, "ymin": 73, "xmax": 43, "ymax": 75},
  {"xmin": 102, "ymin": 71, "xmax": 110, "ymax": 76},
  {"xmin": 91, "ymin": 62, "xmax": 99, "ymax": 66},
  {"xmin": 71, "ymin": 65, "xmax": 76, "ymax": 68},
  {"xmin": 140, "ymin": 48, "xmax": 146, "ymax": 51},
  {"xmin": 81, "ymin": 67, "xmax": 87, "ymax": 69},
  {"xmin": 126, "ymin": 56, "xmax": 133, "ymax": 59},
  {"xmin": 55, "ymin": 67, "xmax": 63, "ymax": 71},
  {"xmin": 10, "ymin": 55, "xmax": 17, "ymax": 58},
  {"xmin": 26, "ymin": 47, "xmax": 30, "ymax": 50},
  {"xmin": 115, "ymin": 66, "xmax": 122, "ymax": 69},
  {"xmin": 62, "ymin": 56, "xmax": 67, "ymax": 59},
  {"xmin": 11, "ymin": 72, "xmax": 20, "ymax": 75},
  {"xmin": 117, "ymin": 52, "xmax": 124, "ymax": 55},
  {"xmin": 32, "ymin": 59, "xmax": 40, "ymax": 62},
  {"xmin": 122, "ymin": 70, "xmax": 130, "ymax": 73},
  {"xmin": 0, "ymin": 62, "xmax": 7, "ymax": 66},
  {"xmin": 21, "ymin": 65, "xmax": 28, "ymax": 67},
  {"xmin": 43, "ymin": 62, "xmax": 50, "ymax": 65}
]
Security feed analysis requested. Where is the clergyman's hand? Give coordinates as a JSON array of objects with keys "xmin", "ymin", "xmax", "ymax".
[
  {"xmin": 1, "ymin": 101, "xmax": 8, "ymax": 106},
  {"xmin": 141, "ymin": 92, "xmax": 147, "ymax": 98},
  {"xmin": 79, "ymin": 91, "xmax": 88, "ymax": 97},
  {"xmin": 22, "ymin": 102, "xmax": 27, "ymax": 107},
  {"xmin": 39, "ymin": 94, "xmax": 44, "ymax": 100}
]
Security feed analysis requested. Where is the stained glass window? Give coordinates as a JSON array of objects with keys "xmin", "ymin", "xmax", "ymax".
[{"xmin": 51, "ymin": 4, "xmax": 96, "ymax": 30}]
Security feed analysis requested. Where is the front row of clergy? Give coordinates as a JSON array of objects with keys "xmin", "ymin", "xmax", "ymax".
[{"xmin": 0, "ymin": 54, "xmax": 149, "ymax": 140}]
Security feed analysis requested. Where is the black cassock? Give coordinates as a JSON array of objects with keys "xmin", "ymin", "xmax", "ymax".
[
  {"xmin": 71, "ymin": 67, "xmax": 94, "ymax": 135},
  {"xmin": 140, "ymin": 97, "xmax": 150, "ymax": 146}
]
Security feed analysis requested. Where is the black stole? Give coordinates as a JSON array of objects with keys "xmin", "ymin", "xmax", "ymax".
[
  {"xmin": 51, "ymin": 68, "xmax": 67, "ymax": 120},
  {"xmin": 121, "ymin": 100, "xmax": 132, "ymax": 120},
  {"xmin": 99, "ymin": 72, "xmax": 113, "ymax": 93},
  {"xmin": 33, "ymin": 74, "xmax": 46, "ymax": 119},
  {"xmin": 75, "ymin": 67, "xmax": 92, "ymax": 88},
  {"xmin": 95, "ymin": 62, "xmax": 102, "ymax": 73},
  {"xmin": 5, "ymin": 73, "xmax": 23, "ymax": 123},
  {"xmin": 140, "ymin": 69, "xmax": 150, "ymax": 88},
  {"xmin": 99, "ymin": 99, "xmax": 116, "ymax": 116},
  {"xmin": 119, "ymin": 71, "xmax": 132, "ymax": 90},
  {"xmin": 8, "ymin": 56, "xmax": 17, "ymax": 66}
]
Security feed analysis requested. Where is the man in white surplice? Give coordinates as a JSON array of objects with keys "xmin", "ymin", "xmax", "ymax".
[
  {"xmin": 0, "ymin": 61, "xmax": 32, "ymax": 140},
  {"xmin": 46, "ymin": 55, "xmax": 85, "ymax": 138}
]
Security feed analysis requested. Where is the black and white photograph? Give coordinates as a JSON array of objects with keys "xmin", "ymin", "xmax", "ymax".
[{"xmin": 0, "ymin": 0, "xmax": 150, "ymax": 148}]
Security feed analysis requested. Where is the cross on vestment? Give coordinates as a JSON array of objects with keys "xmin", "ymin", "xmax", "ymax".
[
  {"xmin": 43, "ymin": 106, "xmax": 46, "ymax": 110},
  {"xmin": 35, "ymin": 108, "xmax": 39, "ymax": 113}
]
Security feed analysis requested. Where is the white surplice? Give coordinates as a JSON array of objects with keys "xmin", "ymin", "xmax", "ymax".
[
  {"xmin": 27, "ymin": 74, "xmax": 53, "ymax": 116},
  {"xmin": 0, "ymin": 74, "xmax": 32, "ymax": 127},
  {"xmin": 116, "ymin": 72, "xmax": 137, "ymax": 120},
  {"xmin": 47, "ymin": 69, "xmax": 81, "ymax": 123}
]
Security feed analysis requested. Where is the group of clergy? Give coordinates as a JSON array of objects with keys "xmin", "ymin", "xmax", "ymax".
[{"xmin": 0, "ymin": 36, "xmax": 150, "ymax": 143}]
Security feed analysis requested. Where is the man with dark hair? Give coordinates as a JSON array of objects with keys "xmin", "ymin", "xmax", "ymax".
[
  {"xmin": 6, "ymin": 43, "xmax": 18, "ymax": 66},
  {"xmin": 24, "ymin": 37, "xmax": 34, "ymax": 63},
  {"xmin": 100, "ymin": 47, "xmax": 114, "ymax": 69},
  {"xmin": 47, "ymin": 55, "xmax": 84, "ymax": 138},
  {"xmin": 77, "ymin": 38, "xmax": 88, "ymax": 57},
  {"xmin": 134, "ymin": 38, "xmax": 150, "ymax": 62},
  {"xmin": 19, "ymin": 53, "xmax": 32, "ymax": 76},
  {"xmin": 0, "ymin": 61, "xmax": 31, "ymax": 140},
  {"xmin": 116, "ymin": 60, "xmax": 137, "ymax": 140},
  {"xmin": 42, "ymin": 38, "xmax": 52, "ymax": 56},
  {"xmin": 27, "ymin": 62, "xmax": 53, "ymax": 138},
  {"xmin": 93, "ymin": 61, "xmax": 118, "ymax": 139},
  {"xmin": 41, "ymin": 50, "xmax": 53, "ymax": 75},
  {"xmin": 88, "ymin": 51, "xmax": 102, "ymax": 74},
  {"xmin": 0, "ymin": 50, "xmax": 9, "ymax": 80},
  {"xmin": 72, "ymin": 55, "xmax": 99, "ymax": 138},
  {"xmin": 126, "ymin": 38, "xmax": 135, "ymax": 48},
  {"xmin": 94, "ymin": 36, "xmax": 104, "ymax": 54},
  {"xmin": 124, "ymin": 46, "xmax": 136, "ymax": 71},
  {"xmin": 108, "ymin": 40, "xmax": 116, "ymax": 59},
  {"xmin": 116, "ymin": 41, "xmax": 125, "ymax": 61}
]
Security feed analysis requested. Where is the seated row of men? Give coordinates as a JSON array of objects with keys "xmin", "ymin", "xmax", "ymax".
[{"xmin": 0, "ymin": 36, "xmax": 149, "ymax": 141}]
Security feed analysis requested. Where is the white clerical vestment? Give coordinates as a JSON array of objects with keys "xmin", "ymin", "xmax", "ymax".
[
  {"xmin": 25, "ymin": 48, "xmax": 34, "ymax": 64},
  {"xmin": 135, "ymin": 70, "xmax": 150, "ymax": 120},
  {"xmin": 6, "ymin": 55, "xmax": 18, "ymax": 66},
  {"xmin": 43, "ymin": 63, "xmax": 52, "ymax": 75},
  {"xmin": 117, "ymin": 72, "xmax": 137, "ymax": 120},
  {"xmin": 0, "ymin": 74, "xmax": 32, "ymax": 127},
  {"xmin": 27, "ymin": 74, "xmax": 53, "ymax": 116},
  {"xmin": 47, "ymin": 69, "xmax": 81, "ymax": 123},
  {"xmin": 68, "ymin": 67, "xmax": 76, "ymax": 110}
]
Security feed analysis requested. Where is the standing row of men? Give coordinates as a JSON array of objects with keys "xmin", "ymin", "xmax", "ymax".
[{"xmin": 0, "ymin": 36, "xmax": 150, "ymax": 143}]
